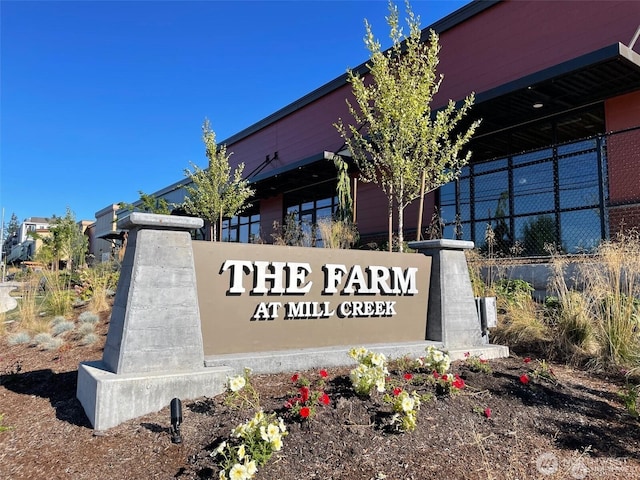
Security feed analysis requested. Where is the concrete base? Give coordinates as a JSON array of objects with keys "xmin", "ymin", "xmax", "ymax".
[
  {"xmin": 0, "ymin": 282, "xmax": 19, "ymax": 313},
  {"xmin": 205, "ymin": 341, "xmax": 509, "ymax": 375},
  {"xmin": 77, "ymin": 361, "xmax": 232, "ymax": 431}
]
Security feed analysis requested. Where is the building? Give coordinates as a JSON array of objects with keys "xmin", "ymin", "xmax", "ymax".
[
  {"xmin": 91, "ymin": 204, "xmax": 125, "ymax": 262},
  {"xmin": 117, "ymin": 0, "xmax": 640, "ymax": 255},
  {"xmin": 3, "ymin": 217, "xmax": 51, "ymax": 264}
]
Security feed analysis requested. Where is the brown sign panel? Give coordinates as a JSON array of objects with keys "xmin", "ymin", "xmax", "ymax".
[{"xmin": 192, "ymin": 242, "xmax": 431, "ymax": 355}]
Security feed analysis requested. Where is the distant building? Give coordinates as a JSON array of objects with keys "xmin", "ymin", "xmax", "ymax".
[
  {"xmin": 4, "ymin": 217, "xmax": 51, "ymax": 264},
  {"xmin": 112, "ymin": 0, "xmax": 640, "ymax": 255},
  {"xmin": 91, "ymin": 204, "xmax": 125, "ymax": 262}
]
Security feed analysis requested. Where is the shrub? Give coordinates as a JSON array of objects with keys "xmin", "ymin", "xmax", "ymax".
[
  {"xmin": 32, "ymin": 332, "xmax": 53, "ymax": 347},
  {"xmin": 7, "ymin": 332, "xmax": 31, "ymax": 345},
  {"xmin": 50, "ymin": 316, "xmax": 67, "ymax": 326},
  {"xmin": 42, "ymin": 337, "xmax": 64, "ymax": 351},
  {"xmin": 316, "ymin": 218, "xmax": 358, "ymax": 249},
  {"xmin": 213, "ymin": 410, "xmax": 287, "ymax": 479},
  {"xmin": 77, "ymin": 323, "xmax": 95, "ymax": 336},
  {"xmin": 348, "ymin": 347, "xmax": 388, "ymax": 396},
  {"xmin": 52, "ymin": 320, "xmax": 75, "ymax": 336},
  {"xmin": 41, "ymin": 270, "xmax": 73, "ymax": 317},
  {"xmin": 78, "ymin": 311, "xmax": 99, "ymax": 324},
  {"xmin": 548, "ymin": 231, "xmax": 640, "ymax": 366},
  {"xmin": 79, "ymin": 333, "xmax": 99, "ymax": 346}
]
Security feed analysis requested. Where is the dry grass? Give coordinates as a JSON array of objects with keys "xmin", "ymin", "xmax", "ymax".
[
  {"xmin": 317, "ymin": 218, "xmax": 359, "ymax": 249},
  {"xmin": 547, "ymin": 231, "xmax": 640, "ymax": 366}
]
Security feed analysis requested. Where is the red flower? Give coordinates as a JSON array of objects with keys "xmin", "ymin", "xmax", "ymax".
[
  {"xmin": 452, "ymin": 375, "xmax": 465, "ymax": 389},
  {"xmin": 484, "ymin": 407, "xmax": 492, "ymax": 418},
  {"xmin": 433, "ymin": 371, "xmax": 440, "ymax": 379},
  {"xmin": 300, "ymin": 406, "xmax": 311, "ymax": 418},
  {"xmin": 300, "ymin": 386, "xmax": 310, "ymax": 403},
  {"xmin": 284, "ymin": 397, "xmax": 301, "ymax": 409},
  {"xmin": 319, "ymin": 392, "xmax": 330, "ymax": 405},
  {"xmin": 319, "ymin": 369, "xmax": 328, "ymax": 378},
  {"xmin": 464, "ymin": 351, "xmax": 470, "ymax": 358},
  {"xmin": 520, "ymin": 374, "xmax": 530, "ymax": 385},
  {"xmin": 291, "ymin": 373, "xmax": 300, "ymax": 383},
  {"xmin": 404, "ymin": 373, "xmax": 413, "ymax": 380},
  {"xmin": 480, "ymin": 359, "xmax": 488, "ymax": 364},
  {"xmin": 442, "ymin": 374, "xmax": 449, "ymax": 381},
  {"xmin": 523, "ymin": 357, "xmax": 532, "ymax": 364},
  {"xmin": 393, "ymin": 387, "xmax": 403, "ymax": 396}
]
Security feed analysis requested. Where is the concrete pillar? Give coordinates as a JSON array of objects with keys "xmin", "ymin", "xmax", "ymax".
[
  {"xmin": 77, "ymin": 213, "xmax": 231, "ymax": 431},
  {"xmin": 102, "ymin": 213, "xmax": 205, "ymax": 373},
  {"xmin": 408, "ymin": 239, "xmax": 482, "ymax": 348}
]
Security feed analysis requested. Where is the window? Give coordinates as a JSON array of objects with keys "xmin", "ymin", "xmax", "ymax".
[
  {"xmin": 439, "ymin": 135, "xmax": 606, "ymax": 255},
  {"xmin": 221, "ymin": 210, "xmax": 261, "ymax": 243},
  {"xmin": 285, "ymin": 196, "xmax": 339, "ymax": 247}
]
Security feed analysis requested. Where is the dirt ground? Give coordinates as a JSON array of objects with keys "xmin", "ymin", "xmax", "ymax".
[{"xmin": 1, "ymin": 305, "xmax": 640, "ymax": 480}]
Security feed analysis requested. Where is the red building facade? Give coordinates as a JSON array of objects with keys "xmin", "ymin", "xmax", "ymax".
[{"xmin": 153, "ymin": 0, "xmax": 640, "ymax": 254}]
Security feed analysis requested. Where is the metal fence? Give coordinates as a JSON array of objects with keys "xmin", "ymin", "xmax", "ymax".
[{"xmin": 436, "ymin": 125, "xmax": 640, "ymax": 257}]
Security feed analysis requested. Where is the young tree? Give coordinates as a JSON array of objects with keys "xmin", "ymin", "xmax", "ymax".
[
  {"xmin": 182, "ymin": 119, "xmax": 254, "ymax": 241},
  {"xmin": 119, "ymin": 191, "xmax": 171, "ymax": 215},
  {"xmin": 35, "ymin": 207, "xmax": 88, "ymax": 271},
  {"xmin": 335, "ymin": 0, "xmax": 481, "ymax": 251}
]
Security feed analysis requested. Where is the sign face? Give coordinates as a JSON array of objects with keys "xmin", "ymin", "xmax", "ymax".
[{"xmin": 192, "ymin": 242, "xmax": 431, "ymax": 355}]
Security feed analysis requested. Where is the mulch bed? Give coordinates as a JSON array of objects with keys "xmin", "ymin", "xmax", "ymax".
[{"xmin": 1, "ymin": 307, "xmax": 640, "ymax": 480}]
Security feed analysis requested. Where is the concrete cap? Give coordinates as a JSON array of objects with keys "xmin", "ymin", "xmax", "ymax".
[
  {"xmin": 117, "ymin": 212, "xmax": 204, "ymax": 231},
  {"xmin": 409, "ymin": 239, "xmax": 475, "ymax": 251}
]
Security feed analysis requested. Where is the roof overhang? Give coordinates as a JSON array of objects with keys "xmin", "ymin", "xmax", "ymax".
[
  {"xmin": 249, "ymin": 151, "xmax": 353, "ymax": 201},
  {"xmin": 471, "ymin": 42, "xmax": 640, "ymax": 138}
]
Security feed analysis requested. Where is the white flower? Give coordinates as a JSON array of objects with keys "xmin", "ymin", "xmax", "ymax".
[
  {"xmin": 237, "ymin": 444, "xmax": 246, "ymax": 461},
  {"xmin": 213, "ymin": 441, "xmax": 227, "ymax": 455},
  {"xmin": 278, "ymin": 417, "xmax": 287, "ymax": 433},
  {"xmin": 229, "ymin": 463, "xmax": 248, "ymax": 480},
  {"xmin": 375, "ymin": 377, "xmax": 386, "ymax": 392},
  {"xmin": 245, "ymin": 459, "xmax": 257, "ymax": 477},
  {"xmin": 271, "ymin": 435, "xmax": 283, "ymax": 451},
  {"xmin": 228, "ymin": 375, "xmax": 246, "ymax": 392},
  {"xmin": 401, "ymin": 395, "xmax": 415, "ymax": 412},
  {"xmin": 266, "ymin": 423, "xmax": 281, "ymax": 442},
  {"xmin": 219, "ymin": 470, "xmax": 228, "ymax": 480},
  {"xmin": 370, "ymin": 352, "xmax": 386, "ymax": 367}
]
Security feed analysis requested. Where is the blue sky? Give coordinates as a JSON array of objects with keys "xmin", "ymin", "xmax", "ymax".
[{"xmin": 1, "ymin": 0, "xmax": 467, "ymax": 225}]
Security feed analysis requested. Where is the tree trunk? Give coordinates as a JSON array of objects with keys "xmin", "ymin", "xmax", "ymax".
[
  {"xmin": 352, "ymin": 177, "xmax": 358, "ymax": 223},
  {"xmin": 388, "ymin": 195, "xmax": 393, "ymax": 253},
  {"xmin": 416, "ymin": 170, "xmax": 426, "ymax": 241},
  {"xmin": 398, "ymin": 181, "xmax": 404, "ymax": 253}
]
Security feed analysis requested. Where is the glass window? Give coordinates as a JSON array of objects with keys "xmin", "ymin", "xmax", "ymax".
[
  {"xmin": 221, "ymin": 211, "xmax": 261, "ymax": 243},
  {"xmin": 474, "ymin": 170, "xmax": 509, "ymax": 221},
  {"xmin": 474, "ymin": 158, "xmax": 507, "ymax": 174},
  {"xmin": 515, "ymin": 214, "xmax": 557, "ymax": 256},
  {"xmin": 513, "ymin": 162, "xmax": 554, "ymax": 215},
  {"xmin": 513, "ymin": 148, "xmax": 552, "ymax": 166},
  {"xmin": 284, "ymin": 195, "xmax": 338, "ymax": 247},
  {"xmin": 558, "ymin": 139, "xmax": 597, "ymax": 155},
  {"xmin": 560, "ymin": 209, "xmax": 602, "ymax": 253},
  {"xmin": 458, "ymin": 177, "xmax": 471, "ymax": 222},
  {"xmin": 558, "ymin": 152, "xmax": 599, "ymax": 209}
]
